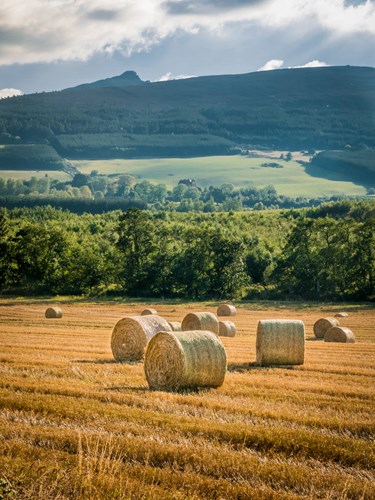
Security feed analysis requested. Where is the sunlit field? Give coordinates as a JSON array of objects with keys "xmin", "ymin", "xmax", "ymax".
[
  {"xmin": 72, "ymin": 155, "xmax": 367, "ymax": 197},
  {"xmin": 0, "ymin": 299, "xmax": 374, "ymax": 499},
  {"xmin": 0, "ymin": 170, "xmax": 71, "ymax": 181}
]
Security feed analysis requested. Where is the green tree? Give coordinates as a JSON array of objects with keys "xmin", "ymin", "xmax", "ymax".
[
  {"xmin": 9, "ymin": 223, "xmax": 68, "ymax": 292},
  {"xmin": 0, "ymin": 213, "xmax": 10, "ymax": 287},
  {"xmin": 117, "ymin": 209, "xmax": 157, "ymax": 293}
]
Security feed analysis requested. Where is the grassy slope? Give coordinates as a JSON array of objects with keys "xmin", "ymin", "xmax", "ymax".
[
  {"xmin": 0, "ymin": 170, "xmax": 71, "ymax": 181},
  {"xmin": 0, "ymin": 299, "xmax": 374, "ymax": 499},
  {"xmin": 73, "ymin": 155, "xmax": 367, "ymax": 197}
]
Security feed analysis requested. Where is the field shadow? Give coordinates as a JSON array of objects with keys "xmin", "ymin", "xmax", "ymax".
[
  {"xmin": 149, "ymin": 387, "xmax": 213, "ymax": 394},
  {"xmin": 228, "ymin": 361, "xmax": 299, "ymax": 372},
  {"xmin": 72, "ymin": 359, "xmax": 139, "ymax": 365},
  {"xmin": 105, "ymin": 384, "xmax": 210, "ymax": 394},
  {"xmin": 105, "ymin": 385, "xmax": 149, "ymax": 392},
  {"xmin": 228, "ymin": 361, "xmax": 263, "ymax": 373}
]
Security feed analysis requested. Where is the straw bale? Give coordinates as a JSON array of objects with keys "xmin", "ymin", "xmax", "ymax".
[
  {"xmin": 111, "ymin": 315, "xmax": 172, "ymax": 362},
  {"xmin": 217, "ymin": 304, "xmax": 237, "ymax": 317},
  {"xmin": 182, "ymin": 312, "xmax": 219, "ymax": 334},
  {"xmin": 334, "ymin": 312, "xmax": 349, "ymax": 318},
  {"xmin": 45, "ymin": 307, "xmax": 63, "ymax": 319},
  {"xmin": 144, "ymin": 330, "xmax": 227, "ymax": 390},
  {"xmin": 256, "ymin": 319, "xmax": 305, "ymax": 366},
  {"xmin": 141, "ymin": 308, "xmax": 158, "ymax": 316},
  {"xmin": 218, "ymin": 320, "xmax": 236, "ymax": 337},
  {"xmin": 168, "ymin": 321, "xmax": 182, "ymax": 332},
  {"xmin": 324, "ymin": 326, "xmax": 355, "ymax": 343},
  {"xmin": 313, "ymin": 317, "xmax": 339, "ymax": 339}
]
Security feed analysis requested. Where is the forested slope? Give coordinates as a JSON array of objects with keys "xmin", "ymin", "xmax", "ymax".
[{"xmin": 0, "ymin": 66, "xmax": 374, "ymax": 159}]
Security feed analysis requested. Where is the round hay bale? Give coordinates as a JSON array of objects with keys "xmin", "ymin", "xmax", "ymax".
[
  {"xmin": 168, "ymin": 321, "xmax": 182, "ymax": 332},
  {"xmin": 182, "ymin": 312, "xmax": 219, "ymax": 334},
  {"xmin": 45, "ymin": 307, "xmax": 63, "ymax": 319},
  {"xmin": 217, "ymin": 304, "xmax": 237, "ymax": 317},
  {"xmin": 218, "ymin": 320, "xmax": 236, "ymax": 337},
  {"xmin": 111, "ymin": 315, "xmax": 172, "ymax": 362},
  {"xmin": 313, "ymin": 318, "xmax": 339, "ymax": 339},
  {"xmin": 141, "ymin": 308, "xmax": 158, "ymax": 316},
  {"xmin": 144, "ymin": 330, "xmax": 227, "ymax": 390},
  {"xmin": 256, "ymin": 320, "xmax": 305, "ymax": 366},
  {"xmin": 324, "ymin": 326, "xmax": 355, "ymax": 343},
  {"xmin": 334, "ymin": 312, "xmax": 349, "ymax": 318}
]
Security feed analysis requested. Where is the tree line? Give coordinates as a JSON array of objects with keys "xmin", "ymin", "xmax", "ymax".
[
  {"xmin": 0, "ymin": 201, "xmax": 374, "ymax": 301},
  {"xmin": 0, "ymin": 171, "xmax": 348, "ymax": 213}
]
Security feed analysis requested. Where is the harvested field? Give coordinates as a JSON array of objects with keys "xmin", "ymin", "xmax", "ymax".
[{"xmin": 0, "ymin": 298, "xmax": 374, "ymax": 499}]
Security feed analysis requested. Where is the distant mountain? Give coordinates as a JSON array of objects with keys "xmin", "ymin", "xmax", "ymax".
[
  {"xmin": 0, "ymin": 66, "xmax": 374, "ymax": 168},
  {"xmin": 73, "ymin": 70, "xmax": 145, "ymax": 89}
]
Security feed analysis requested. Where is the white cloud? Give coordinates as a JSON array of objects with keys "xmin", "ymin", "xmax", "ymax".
[
  {"xmin": 258, "ymin": 59, "xmax": 330, "ymax": 72},
  {"xmin": 0, "ymin": 88, "xmax": 23, "ymax": 99},
  {"xmin": 157, "ymin": 72, "xmax": 196, "ymax": 81},
  {"xmin": 257, "ymin": 59, "xmax": 284, "ymax": 71},
  {"xmin": 0, "ymin": 0, "xmax": 374, "ymax": 65},
  {"xmin": 292, "ymin": 60, "xmax": 329, "ymax": 68}
]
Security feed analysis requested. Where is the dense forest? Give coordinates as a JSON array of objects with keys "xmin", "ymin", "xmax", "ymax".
[
  {"xmin": 0, "ymin": 66, "xmax": 374, "ymax": 162},
  {"xmin": 0, "ymin": 201, "xmax": 374, "ymax": 301}
]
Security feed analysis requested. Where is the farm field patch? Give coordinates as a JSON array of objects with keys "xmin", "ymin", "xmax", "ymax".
[
  {"xmin": 0, "ymin": 170, "xmax": 71, "ymax": 181},
  {"xmin": 72, "ymin": 155, "xmax": 367, "ymax": 197},
  {"xmin": 0, "ymin": 299, "xmax": 374, "ymax": 499}
]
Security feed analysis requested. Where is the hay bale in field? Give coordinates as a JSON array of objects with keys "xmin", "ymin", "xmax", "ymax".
[
  {"xmin": 324, "ymin": 326, "xmax": 355, "ymax": 343},
  {"xmin": 218, "ymin": 320, "xmax": 236, "ymax": 337},
  {"xmin": 182, "ymin": 312, "xmax": 219, "ymax": 334},
  {"xmin": 144, "ymin": 330, "xmax": 227, "ymax": 390},
  {"xmin": 335, "ymin": 312, "xmax": 349, "ymax": 318},
  {"xmin": 256, "ymin": 320, "xmax": 305, "ymax": 366},
  {"xmin": 141, "ymin": 308, "xmax": 158, "ymax": 316},
  {"xmin": 313, "ymin": 317, "xmax": 339, "ymax": 339},
  {"xmin": 217, "ymin": 304, "xmax": 237, "ymax": 317},
  {"xmin": 45, "ymin": 307, "xmax": 63, "ymax": 319},
  {"xmin": 111, "ymin": 315, "xmax": 172, "ymax": 362},
  {"xmin": 168, "ymin": 321, "xmax": 182, "ymax": 332}
]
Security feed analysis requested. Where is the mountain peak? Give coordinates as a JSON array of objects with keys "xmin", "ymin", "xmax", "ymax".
[
  {"xmin": 73, "ymin": 70, "xmax": 144, "ymax": 90},
  {"xmin": 119, "ymin": 70, "xmax": 142, "ymax": 81}
]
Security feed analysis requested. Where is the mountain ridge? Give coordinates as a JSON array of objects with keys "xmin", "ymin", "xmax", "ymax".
[{"xmin": 0, "ymin": 65, "xmax": 374, "ymax": 167}]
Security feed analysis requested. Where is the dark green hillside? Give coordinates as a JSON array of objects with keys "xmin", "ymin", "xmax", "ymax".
[
  {"xmin": 309, "ymin": 148, "xmax": 375, "ymax": 186},
  {"xmin": 0, "ymin": 66, "xmax": 374, "ymax": 160},
  {"xmin": 0, "ymin": 144, "xmax": 68, "ymax": 170},
  {"xmin": 55, "ymin": 133, "xmax": 234, "ymax": 158}
]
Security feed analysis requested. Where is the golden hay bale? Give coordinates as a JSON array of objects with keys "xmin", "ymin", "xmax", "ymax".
[
  {"xmin": 45, "ymin": 307, "xmax": 63, "ymax": 319},
  {"xmin": 111, "ymin": 315, "xmax": 172, "ymax": 362},
  {"xmin": 182, "ymin": 312, "xmax": 219, "ymax": 334},
  {"xmin": 324, "ymin": 326, "xmax": 355, "ymax": 343},
  {"xmin": 256, "ymin": 320, "xmax": 305, "ymax": 366},
  {"xmin": 168, "ymin": 321, "xmax": 182, "ymax": 332},
  {"xmin": 218, "ymin": 320, "xmax": 236, "ymax": 337},
  {"xmin": 217, "ymin": 304, "xmax": 237, "ymax": 317},
  {"xmin": 144, "ymin": 330, "xmax": 227, "ymax": 390},
  {"xmin": 313, "ymin": 317, "xmax": 339, "ymax": 339},
  {"xmin": 141, "ymin": 308, "xmax": 158, "ymax": 316},
  {"xmin": 334, "ymin": 312, "xmax": 349, "ymax": 318}
]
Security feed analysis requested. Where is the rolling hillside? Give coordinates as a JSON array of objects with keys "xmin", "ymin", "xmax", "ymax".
[{"xmin": 0, "ymin": 65, "xmax": 374, "ymax": 186}]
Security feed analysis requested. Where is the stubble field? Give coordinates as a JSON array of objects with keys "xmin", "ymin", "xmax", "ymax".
[{"xmin": 0, "ymin": 299, "xmax": 374, "ymax": 499}]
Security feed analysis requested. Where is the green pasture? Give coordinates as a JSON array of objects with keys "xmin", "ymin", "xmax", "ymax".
[
  {"xmin": 0, "ymin": 170, "xmax": 71, "ymax": 181},
  {"xmin": 72, "ymin": 155, "xmax": 367, "ymax": 197}
]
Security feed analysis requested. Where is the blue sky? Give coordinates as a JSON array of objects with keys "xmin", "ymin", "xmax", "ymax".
[{"xmin": 1, "ymin": 0, "xmax": 375, "ymax": 97}]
